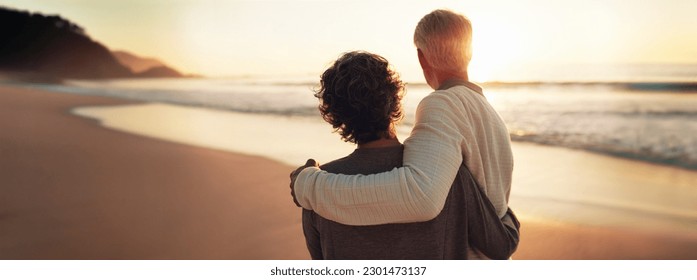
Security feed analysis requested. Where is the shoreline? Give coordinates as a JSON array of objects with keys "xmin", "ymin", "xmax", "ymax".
[
  {"xmin": 69, "ymin": 100, "xmax": 697, "ymax": 233},
  {"xmin": 2, "ymin": 83, "xmax": 697, "ymax": 259},
  {"xmin": 10, "ymin": 79, "xmax": 697, "ymax": 172}
]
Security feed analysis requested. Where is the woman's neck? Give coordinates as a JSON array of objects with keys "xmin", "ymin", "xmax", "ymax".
[{"xmin": 357, "ymin": 137, "xmax": 401, "ymax": 149}]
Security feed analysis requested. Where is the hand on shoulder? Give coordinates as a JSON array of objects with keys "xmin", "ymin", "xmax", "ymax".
[{"xmin": 289, "ymin": 159, "xmax": 320, "ymax": 208}]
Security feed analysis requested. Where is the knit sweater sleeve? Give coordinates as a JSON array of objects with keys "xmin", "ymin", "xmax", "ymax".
[{"xmin": 294, "ymin": 93, "xmax": 466, "ymax": 225}]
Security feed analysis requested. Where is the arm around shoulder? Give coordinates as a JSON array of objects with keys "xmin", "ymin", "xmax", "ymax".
[
  {"xmin": 293, "ymin": 93, "xmax": 467, "ymax": 225},
  {"xmin": 293, "ymin": 164, "xmax": 445, "ymax": 225}
]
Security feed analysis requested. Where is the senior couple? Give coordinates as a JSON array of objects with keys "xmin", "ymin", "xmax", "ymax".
[{"xmin": 289, "ymin": 9, "xmax": 520, "ymax": 260}]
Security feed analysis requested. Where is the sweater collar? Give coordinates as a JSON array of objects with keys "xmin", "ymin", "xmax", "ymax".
[
  {"xmin": 437, "ymin": 78, "xmax": 484, "ymax": 96},
  {"xmin": 352, "ymin": 144, "xmax": 404, "ymax": 156}
]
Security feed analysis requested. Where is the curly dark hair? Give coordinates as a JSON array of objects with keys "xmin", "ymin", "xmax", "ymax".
[{"xmin": 314, "ymin": 51, "xmax": 405, "ymax": 144}]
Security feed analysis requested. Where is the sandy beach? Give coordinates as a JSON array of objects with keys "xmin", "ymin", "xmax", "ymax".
[
  {"xmin": 1, "ymin": 84, "xmax": 697, "ymax": 259},
  {"xmin": 0, "ymin": 85, "xmax": 306, "ymax": 259}
]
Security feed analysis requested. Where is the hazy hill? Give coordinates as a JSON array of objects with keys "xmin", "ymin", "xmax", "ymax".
[
  {"xmin": 137, "ymin": 66, "xmax": 184, "ymax": 78},
  {"xmin": 112, "ymin": 50, "xmax": 183, "ymax": 78},
  {"xmin": 113, "ymin": 50, "xmax": 165, "ymax": 73},
  {"xmin": 0, "ymin": 7, "xmax": 186, "ymax": 80}
]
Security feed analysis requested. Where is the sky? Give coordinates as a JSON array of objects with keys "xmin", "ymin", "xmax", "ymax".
[{"xmin": 3, "ymin": 0, "xmax": 697, "ymax": 81}]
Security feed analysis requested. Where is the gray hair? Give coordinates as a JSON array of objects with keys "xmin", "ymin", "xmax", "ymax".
[{"xmin": 413, "ymin": 9, "xmax": 473, "ymax": 72}]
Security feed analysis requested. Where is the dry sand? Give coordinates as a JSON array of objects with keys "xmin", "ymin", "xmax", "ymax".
[
  {"xmin": 1, "ymin": 84, "xmax": 696, "ymax": 259},
  {"xmin": 514, "ymin": 218, "xmax": 697, "ymax": 260},
  {"xmin": 0, "ymin": 85, "xmax": 306, "ymax": 259}
]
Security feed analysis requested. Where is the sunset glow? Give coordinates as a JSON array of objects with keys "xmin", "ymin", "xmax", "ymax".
[{"xmin": 4, "ymin": 0, "xmax": 696, "ymax": 82}]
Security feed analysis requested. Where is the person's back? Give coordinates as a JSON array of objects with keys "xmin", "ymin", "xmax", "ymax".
[
  {"xmin": 303, "ymin": 145, "xmax": 466, "ymax": 259},
  {"xmin": 422, "ymin": 78, "xmax": 513, "ymax": 222}
]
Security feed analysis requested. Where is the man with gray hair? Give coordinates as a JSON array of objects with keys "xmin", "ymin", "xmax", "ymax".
[{"xmin": 291, "ymin": 9, "xmax": 519, "ymax": 259}]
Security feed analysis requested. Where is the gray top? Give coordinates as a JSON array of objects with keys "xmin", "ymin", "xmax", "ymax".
[{"xmin": 302, "ymin": 144, "xmax": 517, "ymax": 260}]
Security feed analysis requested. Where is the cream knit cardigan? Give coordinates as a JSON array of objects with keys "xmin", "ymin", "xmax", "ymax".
[{"xmin": 295, "ymin": 81, "xmax": 513, "ymax": 225}]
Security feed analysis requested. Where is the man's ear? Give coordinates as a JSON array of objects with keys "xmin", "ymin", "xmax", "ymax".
[
  {"xmin": 417, "ymin": 49, "xmax": 429, "ymax": 70},
  {"xmin": 417, "ymin": 48, "xmax": 436, "ymax": 88}
]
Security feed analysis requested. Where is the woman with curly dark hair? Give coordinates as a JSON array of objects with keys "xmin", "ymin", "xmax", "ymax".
[
  {"xmin": 314, "ymin": 51, "xmax": 404, "ymax": 146},
  {"xmin": 301, "ymin": 51, "xmax": 519, "ymax": 259}
]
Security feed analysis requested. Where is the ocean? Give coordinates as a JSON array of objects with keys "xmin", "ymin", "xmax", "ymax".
[{"xmin": 27, "ymin": 63, "xmax": 697, "ymax": 170}]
